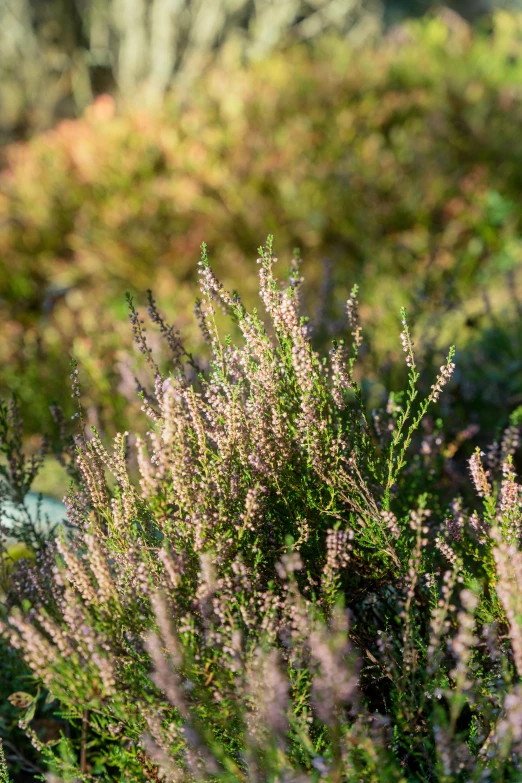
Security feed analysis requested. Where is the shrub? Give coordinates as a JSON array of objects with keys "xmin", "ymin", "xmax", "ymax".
[
  {"xmin": 2, "ymin": 240, "xmax": 522, "ymax": 781},
  {"xmin": 1, "ymin": 12, "xmax": 522, "ymax": 441}
]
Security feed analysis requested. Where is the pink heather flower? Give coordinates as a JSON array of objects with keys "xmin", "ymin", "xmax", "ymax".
[{"xmin": 468, "ymin": 449, "xmax": 491, "ymax": 498}]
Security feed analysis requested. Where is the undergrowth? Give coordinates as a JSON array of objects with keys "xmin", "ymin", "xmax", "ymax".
[{"xmin": 1, "ymin": 239, "xmax": 522, "ymax": 781}]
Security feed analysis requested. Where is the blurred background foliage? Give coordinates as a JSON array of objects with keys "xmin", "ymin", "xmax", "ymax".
[
  {"xmin": 0, "ymin": 0, "xmax": 381, "ymax": 142},
  {"xmin": 1, "ymin": 3, "xmax": 522, "ymax": 493},
  {"xmin": 0, "ymin": 0, "xmax": 506, "ymax": 143},
  {"xmin": 0, "ymin": 0, "xmax": 516, "ymax": 139}
]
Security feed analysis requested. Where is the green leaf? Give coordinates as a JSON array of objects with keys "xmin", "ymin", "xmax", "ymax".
[{"xmin": 22, "ymin": 698, "xmax": 37, "ymax": 726}]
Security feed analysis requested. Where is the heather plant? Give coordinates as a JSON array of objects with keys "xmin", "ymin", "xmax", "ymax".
[{"xmin": 2, "ymin": 240, "xmax": 522, "ymax": 781}]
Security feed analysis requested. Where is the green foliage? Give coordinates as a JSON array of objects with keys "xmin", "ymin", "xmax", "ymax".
[
  {"xmin": 1, "ymin": 12, "xmax": 522, "ymax": 443},
  {"xmin": 1, "ymin": 241, "xmax": 522, "ymax": 781}
]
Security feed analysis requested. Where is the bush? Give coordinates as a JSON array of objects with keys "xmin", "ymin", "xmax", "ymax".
[
  {"xmin": 2, "ymin": 240, "xmax": 522, "ymax": 781},
  {"xmin": 1, "ymin": 11, "xmax": 522, "ymax": 442}
]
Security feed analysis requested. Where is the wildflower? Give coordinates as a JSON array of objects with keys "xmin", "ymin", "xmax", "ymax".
[{"xmin": 469, "ymin": 448, "xmax": 491, "ymax": 498}]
